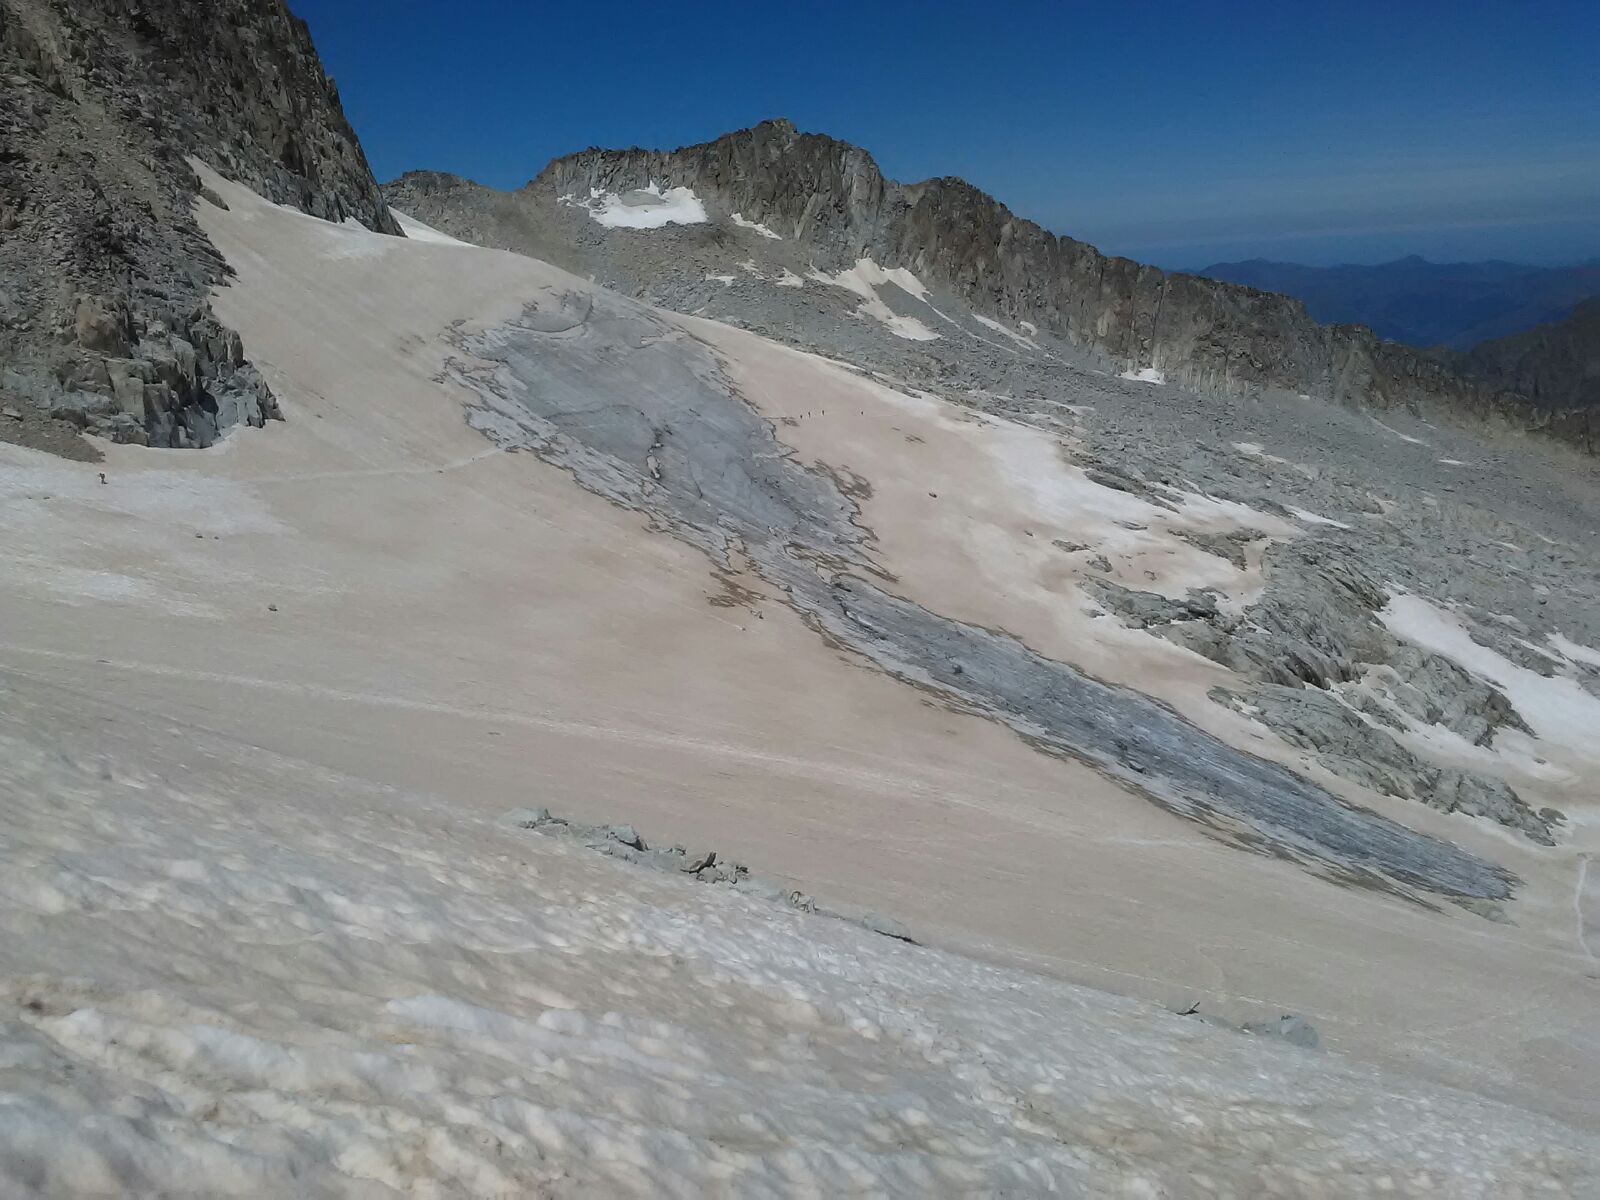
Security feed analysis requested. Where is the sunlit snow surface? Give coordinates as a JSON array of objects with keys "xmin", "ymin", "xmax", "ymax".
[
  {"xmin": 0, "ymin": 720, "xmax": 1592, "ymax": 1197},
  {"xmin": 560, "ymin": 181, "xmax": 708, "ymax": 230}
]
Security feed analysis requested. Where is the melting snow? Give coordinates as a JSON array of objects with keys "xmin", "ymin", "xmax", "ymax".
[
  {"xmin": 560, "ymin": 181, "xmax": 708, "ymax": 230},
  {"xmin": 774, "ymin": 268, "xmax": 805, "ymax": 288}
]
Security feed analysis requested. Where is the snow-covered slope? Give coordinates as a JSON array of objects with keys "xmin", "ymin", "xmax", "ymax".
[
  {"xmin": 2, "ymin": 689, "xmax": 1595, "ymax": 1196},
  {"xmin": 1, "ymin": 168, "xmax": 1598, "ymax": 1193}
]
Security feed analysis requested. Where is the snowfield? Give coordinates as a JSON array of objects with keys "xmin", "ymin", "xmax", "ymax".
[
  {"xmin": 0, "ymin": 704, "xmax": 1593, "ymax": 1197},
  {"xmin": 0, "ymin": 166, "xmax": 1596, "ymax": 1194}
]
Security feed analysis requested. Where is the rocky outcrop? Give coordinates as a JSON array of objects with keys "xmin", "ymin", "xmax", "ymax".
[
  {"xmin": 0, "ymin": 0, "xmax": 397, "ymax": 454},
  {"xmin": 1087, "ymin": 540, "xmax": 1556, "ymax": 843},
  {"xmin": 390, "ymin": 120, "xmax": 1595, "ymax": 454},
  {"xmin": 1455, "ymin": 298, "xmax": 1600, "ymax": 420}
]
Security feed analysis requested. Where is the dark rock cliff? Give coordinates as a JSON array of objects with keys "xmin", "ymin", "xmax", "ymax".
[
  {"xmin": 1456, "ymin": 298, "xmax": 1600, "ymax": 417},
  {"xmin": 397, "ymin": 119, "xmax": 1595, "ymax": 455},
  {"xmin": 0, "ymin": 0, "xmax": 397, "ymax": 455}
]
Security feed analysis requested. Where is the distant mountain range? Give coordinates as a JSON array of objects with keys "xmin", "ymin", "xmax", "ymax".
[{"xmin": 1194, "ymin": 255, "xmax": 1600, "ymax": 350}]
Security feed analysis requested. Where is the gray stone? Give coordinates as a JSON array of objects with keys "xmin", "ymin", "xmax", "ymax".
[
  {"xmin": 607, "ymin": 824, "xmax": 645, "ymax": 850},
  {"xmin": 506, "ymin": 807, "xmax": 552, "ymax": 829}
]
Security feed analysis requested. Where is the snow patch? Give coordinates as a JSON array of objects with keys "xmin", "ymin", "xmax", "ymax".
[
  {"xmin": 808, "ymin": 259, "xmax": 941, "ymax": 342},
  {"xmin": 1550, "ymin": 632, "xmax": 1600, "ymax": 670},
  {"xmin": 730, "ymin": 212, "xmax": 782, "ymax": 240},
  {"xmin": 1119, "ymin": 367, "xmax": 1167, "ymax": 385},
  {"xmin": 972, "ymin": 313, "xmax": 1039, "ymax": 350},
  {"xmin": 774, "ymin": 269, "xmax": 805, "ymax": 288},
  {"xmin": 1287, "ymin": 506, "xmax": 1351, "ymax": 530},
  {"xmin": 1380, "ymin": 592, "xmax": 1600, "ymax": 757},
  {"xmin": 560, "ymin": 181, "xmax": 708, "ymax": 230},
  {"xmin": 1371, "ymin": 418, "xmax": 1429, "ymax": 446}
]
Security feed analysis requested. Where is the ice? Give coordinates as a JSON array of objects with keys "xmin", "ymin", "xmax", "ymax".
[
  {"xmin": 730, "ymin": 212, "xmax": 782, "ymax": 239},
  {"xmin": 561, "ymin": 181, "xmax": 708, "ymax": 230}
]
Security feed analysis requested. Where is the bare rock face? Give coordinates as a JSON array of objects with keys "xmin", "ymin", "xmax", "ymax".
[
  {"xmin": 390, "ymin": 120, "xmax": 1594, "ymax": 455},
  {"xmin": 1455, "ymin": 298, "xmax": 1600, "ymax": 421},
  {"xmin": 0, "ymin": 0, "xmax": 398, "ymax": 454}
]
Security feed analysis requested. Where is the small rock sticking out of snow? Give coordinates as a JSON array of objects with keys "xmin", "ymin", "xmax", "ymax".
[
  {"xmin": 774, "ymin": 268, "xmax": 805, "ymax": 288},
  {"xmin": 560, "ymin": 181, "xmax": 708, "ymax": 230},
  {"xmin": 730, "ymin": 212, "xmax": 782, "ymax": 239}
]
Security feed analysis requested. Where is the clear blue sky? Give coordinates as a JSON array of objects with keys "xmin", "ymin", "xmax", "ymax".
[{"xmin": 293, "ymin": 0, "xmax": 1599, "ymax": 268}]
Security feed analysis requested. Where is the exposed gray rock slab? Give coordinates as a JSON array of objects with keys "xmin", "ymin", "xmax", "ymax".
[{"xmin": 454, "ymin": 293, "xmax": 1515, "ymax": 900}]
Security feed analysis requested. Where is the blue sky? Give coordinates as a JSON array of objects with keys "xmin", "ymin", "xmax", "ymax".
[{"xmin": 293, "ymin": 0, "xmax": 1599, "ymax": 268}]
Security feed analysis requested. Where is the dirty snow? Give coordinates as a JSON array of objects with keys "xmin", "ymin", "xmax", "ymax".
[{"xmin": 0, "ymin": 717, "xmax": 1592, "ymax": 1198}]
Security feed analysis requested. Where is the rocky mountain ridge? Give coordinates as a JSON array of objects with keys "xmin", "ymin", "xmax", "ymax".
[
  {"xmin": 388, "ymin": 120, "xmax": 1596, "ymax": 456},
  {"xmin": 1456, "ymin": 297, "xmax": 1600, "ymax": 415},
  {"xmin": 0, "ymin": 0, "xmax": 396, "ymax": 454}
]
